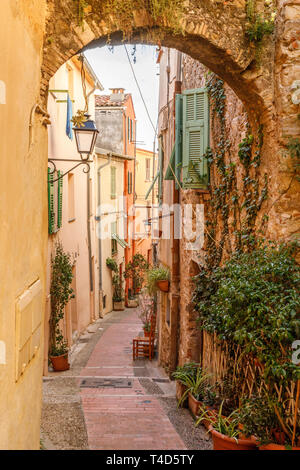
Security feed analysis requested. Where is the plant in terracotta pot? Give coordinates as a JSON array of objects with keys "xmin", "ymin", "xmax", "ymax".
[
  {"xmin": 49, "ymin": 242, "xmax": 74, "ymax": 372},
  {"xmin": 197, "ymin": 402, "xmax": 258, "ymax": 451},
  {"xmin": 112, "ymin": 273, "xmax": 125, "ymax": 311},
  {"xmin": 175, "ymin": 366, "xmax": 211, "ymax": 416},
  {"xmin": 239, "ymin": 394, "xmax": 300, "ymax": 450},
  {"xmin": 138, "ymin": 291, "xmax": 155, "ymax": 336},
  {"xmin": 147, "ymin": 266, "xmax": 170, "ymax": 294},
  {"xmin": 172, "ymin": 362, "xmax": 199, "ymax": 408}
]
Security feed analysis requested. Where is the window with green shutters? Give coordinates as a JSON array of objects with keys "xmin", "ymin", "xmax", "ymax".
[
  {"xmin": 48, "ymin": 168, "xmax": 55, "ymax": 234},
  {"xmin": 158, "ymin": 137, "xmax": 164, "ymax": 206},
  {"xmin": 111, "ymin": 166, "xmax": 116, "ymax": 199},
  {"xmin": 111, "ymin": 221, "xmax": 118, "ymax": 255},
  {"xmin": 182, "ymin": 88, "xmax": 209, "ymax": 189},
  {"xmin": 57, "ymin": 171, "xmax": 63, "ymax": 228},
  {"xmin": 48, "ymin": 169, "xmax": 63, "ymax": 234}
]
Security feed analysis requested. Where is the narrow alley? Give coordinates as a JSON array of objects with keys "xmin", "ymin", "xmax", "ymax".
[{"xmin": 41, "ymin": 308, "xmax": 211, "ymax": 451}]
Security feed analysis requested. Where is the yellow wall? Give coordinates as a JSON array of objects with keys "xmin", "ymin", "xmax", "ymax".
[
  {"xmin": 0, "ymin": 1, "xmax": 47, "ymax": 449},
  {"xmin": 45, "ymin": 58, "xmax": 99, "ymax": 371}
]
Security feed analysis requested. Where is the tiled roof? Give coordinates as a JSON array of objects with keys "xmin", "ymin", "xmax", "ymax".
[{"xmin": 95, "ymin": 94, "xmax": 130, "ymax": 107}]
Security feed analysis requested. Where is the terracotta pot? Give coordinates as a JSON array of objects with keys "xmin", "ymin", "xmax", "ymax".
[
  {"xmin": 156, "ymin": 280, "xmax": 169, "ymax": 292},
  {"xmin": 176, "ymin": 382, "xmax": 188, "ymax": 408},
  {"xmin": 50, "ymin": 353, "xmax": 70, "ymax": 372},
  {"xmin": 188, "ymin": 393, "xmax": 204, "ymax": 417},
  {"xmin": 210, "ymin": 428, "xmax": 258, "ymax": 451},
  {"xmin": 144, "ymin": 329, "xmax": 150, "ymax": 337},
  {"xmin": 259, "ymin": 443, "xmax": 300, "ymax": 451}
]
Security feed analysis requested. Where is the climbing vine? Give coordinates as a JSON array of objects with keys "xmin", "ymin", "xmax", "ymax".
[{"xmin": 204, "ymin": 72, "xmax": 268, "ymax": 270}]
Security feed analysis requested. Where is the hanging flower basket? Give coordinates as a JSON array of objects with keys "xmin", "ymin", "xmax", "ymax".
[{"xmin": 157, "ymin": 280, "xmax": 170, "ymax": 292}]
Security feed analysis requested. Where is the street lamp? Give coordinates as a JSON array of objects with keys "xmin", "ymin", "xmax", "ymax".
[
  {"xmin": 73, "ymin": 114, "xmax": 99, "ymax": 159},
  {"xmin": 48, "ymin": 114, "xmax": 99, "ymax": 182}
]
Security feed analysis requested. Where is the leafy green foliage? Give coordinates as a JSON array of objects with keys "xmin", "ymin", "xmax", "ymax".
[
  {"xmin": 196, "ymin": 402, "xmax": 240, "ymax": 439},
  {"xmin": 245, "ymin": 0, "xmax": 276, "ymax": 43},
  {"xmin": 194, "ymin": 243, "xmax": 300, "ymax": 382},
  {"xmin": 124, "ymin": 254, "xmax": 149, "ymax": 293},
  {"xmin": 147, "ymin": 266, "xmax": 170, "ymax": 294},
  {"xmin": 50, "ymin": 242, "xmax": 74, "ymax": 357},
  {"xmin": 106, "ymin": 257, "xmax": 118, "ymax": 273},
  {"xmin": 112, "ymin": 273, "xmax": 124, "ymax": 302}
]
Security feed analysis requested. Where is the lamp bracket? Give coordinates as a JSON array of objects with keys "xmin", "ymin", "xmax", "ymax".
[{"xmin": 48, "ymin": 158, "xmax": 92, "ymax": 182}]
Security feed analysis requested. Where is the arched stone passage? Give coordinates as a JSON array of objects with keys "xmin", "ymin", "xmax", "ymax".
[
  {"xmin": 41, "ymin": 0, "xmax": 300, "ymax": 245},
  {"xmin": 42, "ymin": 0, "xmax": 271, "ymax": 113}
]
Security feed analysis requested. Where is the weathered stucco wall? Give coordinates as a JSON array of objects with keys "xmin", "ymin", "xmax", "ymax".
[{"xmin": 0, "ymin": 0, "xmax": 48, "ymax": 449}]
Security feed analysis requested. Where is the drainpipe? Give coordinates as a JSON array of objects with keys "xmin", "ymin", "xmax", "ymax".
[
  {"xmin": 97, "ymin": 154, "xmax": 112, "ymax": 316},
  {"xmin": 170, "ymin": 51, "xmax": 182, "ymax": 373}
]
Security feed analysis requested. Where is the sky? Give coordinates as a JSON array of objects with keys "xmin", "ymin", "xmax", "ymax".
[{"xmin": 85, "ymin": 45, "xmax": 160, "ymax": 152}]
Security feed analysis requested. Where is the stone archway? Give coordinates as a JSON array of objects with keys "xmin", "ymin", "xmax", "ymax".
[{"xmin": 42, "ymin": 0, "xmax": 268, "ymax": 112}]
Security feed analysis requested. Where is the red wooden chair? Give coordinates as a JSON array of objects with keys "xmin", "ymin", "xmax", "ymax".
[{"xmin": 133, "ymin": 314, "xmax": 156, "ymax": 361}]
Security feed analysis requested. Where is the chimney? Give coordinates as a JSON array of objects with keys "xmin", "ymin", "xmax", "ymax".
[{"xmin": 109, "ymin": 88, "xmax": 125, "ymax": 102}]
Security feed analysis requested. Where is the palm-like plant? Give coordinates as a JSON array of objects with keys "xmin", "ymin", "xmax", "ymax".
[
  {"xmin": 175, "ymin": 366, "xmax": 211, "ymax": 407},
  {"xmin": 196, "ymin": 401, "xmax": 240, "ymax": 440}
]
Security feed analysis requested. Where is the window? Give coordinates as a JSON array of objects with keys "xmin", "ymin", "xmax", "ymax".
[
  {"xmin": 48, "ymin": 168, "xmax": 63, "ymax": 234},
  {"xmin": 128, "ymin": 171, "xmax": 133, "ymax": 194},
  {"xmin": 181, "ymin": 88, "xmax": 210, "ymax": 189},
  {"xmin": 145, "ymin": 158, "xmax": 151, "ymax": 181},
  {"xmin": 68, "ymin": 173, "xmax": 75, "ymax": 221},
  {"xmin": 110, "ymin": 167, "xmax": 116, "ymax": 199},
  {"xmin": 111, "ymin": 221, "xmax": 118, "ymax": 255}
]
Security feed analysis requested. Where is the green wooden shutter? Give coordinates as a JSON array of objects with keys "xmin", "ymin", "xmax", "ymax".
[
  {"xmin": 158, "ymin": 137, "xmax": 164, "ymax": 206},
  {"xmin": 57, "ymin": 171, "xmax": 63, "ymax": 229},
  {"xmin": 182, "ymin": 88, "xmax": 209, "ymax": 189},
  {"xmin": 111, "ymin": 167, "xmax": 116, "ymax": 199},
  {"xmin": 175, "ymin": 93, "xmax": 183, "ymax": 189},
  {"xmin": 164, "ymin": 146, "xmax": 175, "ymax": 180},
  {"xmin": 48, "ymin": 168, "xmax": 55, "ymax": 234}
]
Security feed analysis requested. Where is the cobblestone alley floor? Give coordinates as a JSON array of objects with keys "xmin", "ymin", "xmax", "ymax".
[{"xmin": 41, "ymin": 308, "xmax": 212, "ymax": 450}]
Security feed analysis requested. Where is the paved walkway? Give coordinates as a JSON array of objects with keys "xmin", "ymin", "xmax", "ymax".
[
  {"xmin": 41, "ymin": 307, "xmax": 211, "ymax": 450},
  {"xmin": 79, "ymin": 309, "xmax": 186, "ymax": 450}
]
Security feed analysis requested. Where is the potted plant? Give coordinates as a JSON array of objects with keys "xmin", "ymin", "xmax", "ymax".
[
  {"xmin": 138, "ymin": 291, "xmax": 155, "ymax": 336},
  {"xmin": 172, "ymin": 362, "xmax": 199, "ymax": 408},
  {"xmin": 112, "ymin": 273, "xmax": 125, "ymax": 311},
  {"xmin": 124, "ymin": 254, "xmax": 149, "ymax": 298},
  {"xmin": 174, "ymin": 366, "xmax": 211, "ymax": 416},
  {"xmin": 147, "ymin": 266, "xmax": 170, "ymax": 294},
  {"xmin": 197, "ymin": 402, "xmax": 258, "ymax": 450},
  {"xmin": 239, "ymin": 394, "xmax": 300, "ymax": 450},
  {"xmin": 49, "ymin": 242, "xmax": 74, "ymax": 372}
]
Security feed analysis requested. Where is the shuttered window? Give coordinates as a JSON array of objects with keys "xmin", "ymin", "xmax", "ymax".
[
  {"xmin": 111, "ymin": 167, "xmax": 116, "ymax": 199},
  {"xmin": 158, "ymin": 137, "xmax": 164, "ymax": 206},
  {"xmin": 128, "ymin": 171, "xmax": 133, "ymax": 194},
  {"xmin": 182, "ymin": 88, "xmax": 209, "ymax": 189},
  {"xmin": 111, "ymin": 221, "xmax": 118, "ymax": 255},
  {"xmin": 48, "ymin": 169, "xmax": 63, "ymax": 234},
  {"xmin": 57, "ymin": 170, "xmax": 63, "ymax": 228},
  {"xmin": 48, "ymin": 168, "xmax": 55, "ymax": 234}
]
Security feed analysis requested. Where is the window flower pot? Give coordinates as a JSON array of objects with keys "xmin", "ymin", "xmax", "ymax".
[
  {"xmin": 113, "ymin": 300, "xmax": 125, "ymax": 311},
  {"xmin": 210, "ymin": 428, "xmax": 258, "ymax": 451},
  {"xmin": 50, "ymin": 352, "xmax": 70, "ymax": 372},
  {"xmin": 156, "ymin": 280, "xmax": 169, "ymax": 292}
]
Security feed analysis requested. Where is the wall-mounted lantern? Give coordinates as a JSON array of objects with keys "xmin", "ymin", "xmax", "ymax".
[{"xmin": 73, "ymin": 114, "xmax": 99, "ymax": 158}]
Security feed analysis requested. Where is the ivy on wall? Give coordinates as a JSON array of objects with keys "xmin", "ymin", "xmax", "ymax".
[{"xmin": 204, "ymin": 73, "xmax": 268, "ymax": 270}]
